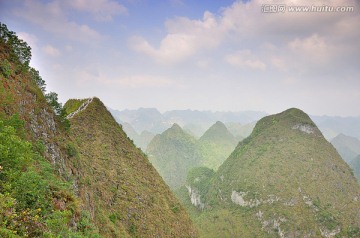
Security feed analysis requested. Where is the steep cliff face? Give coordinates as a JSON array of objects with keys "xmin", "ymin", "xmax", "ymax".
[
  {"xmin": 0, "ymin": 40, "xmax": 66, "ymax": 174},
  {"xmin": 65, "ymin": 98, "xmax": 198, "ymax": 237}
]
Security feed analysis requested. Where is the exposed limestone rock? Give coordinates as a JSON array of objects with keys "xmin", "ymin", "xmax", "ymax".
[
  {"xmin": 292, "ymin": 124, "xmax": 315, "ymax": 134},
  {"xmin": 186, "ymin": 185, "xmax": 204, "ymax": 209},
  {"xmin": 320, "ymin": 227, "xmax": 340, "ymax": 238},
  {"xmin": 231, "ymin": 191, "xmax": 280, "ymax": 208},
  {"xmin": 231, "ymin": 191, "xmax": 261, "ymax": 207}
]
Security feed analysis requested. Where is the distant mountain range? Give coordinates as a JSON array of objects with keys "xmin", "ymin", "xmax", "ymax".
[
  {"xmin": 109, "ymin": 108, "xmax": 360, "ymax": 146},
  {"xmin": 109, "ymin": 107, "xmax": 266, "ymax": 136},
  {"xmin": 331, "ymin": 133, "xmax": 360, "ymax": 163},
  {"xmin": 311, "ymin": 115, "xmax": 360, "ymax": 141},
  {"xmin": 331, "ymin": 133, "xmax": 360, "ymax": 183}
]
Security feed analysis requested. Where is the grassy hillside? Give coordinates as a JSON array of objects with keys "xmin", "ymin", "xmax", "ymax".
[
  {"xmin": 146, "ymin": 124, "xmax": 203, "ymax": 190},
  {"xmin": 182, "ymin": 108, "xmax": 360, "ymax": 237},
  {"xmin": 65, "ymin": 98, "xmax": 197, "ymax": 237}
]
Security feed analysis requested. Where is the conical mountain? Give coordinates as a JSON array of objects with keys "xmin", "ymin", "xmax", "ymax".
[
  {"xmin": 65, "ymin": 98, "xmax": 197, "ymax": 237},
  {"xmin": 200, "ymin": 121, "xmax": 236, "ymax": 143},
  {"xmin": 185, "ymin": 108, "xmax": 360, "ymax": 237},
  {"xmin": 198, "ymin": 121, "xmax": 238, "ymax": 170},
  {"xmin": 146, "ymin": 123, "xmax": 202, "ymax": 190}
]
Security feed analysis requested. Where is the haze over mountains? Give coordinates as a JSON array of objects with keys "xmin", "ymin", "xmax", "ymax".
[
  {"xmin": 331, "ymin": 134, "xmax": 360, "ymax": 163},
  {"xmin": 110, "ymin": 107, "xmax": 266, "ymax": 136},
  {"xmin": 311, "ymin": 116, "xmax": 360, "ymax": 141},
  {"xmin": 110, "ymin": 108, "xmax": 360, "ymax": 142},
  {"xmin": 330, "ymin": 134, "xmax": 360, "ymax": 183}
]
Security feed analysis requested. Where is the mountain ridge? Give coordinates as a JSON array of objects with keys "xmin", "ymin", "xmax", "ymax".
[{"xmin": 65, "ymin": 98, "xmax": 198, "ymax": 237}]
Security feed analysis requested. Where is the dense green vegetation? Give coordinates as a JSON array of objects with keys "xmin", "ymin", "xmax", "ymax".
[
  {"xmin": 0, "ymin": 22, "xmax": 99, "ymax": 236},
  {"xmin": 0, "ymin": 116, "xmax": 97, "ymax": 237},
  {"xmin": 179, "ymin": 108, "xmax": 360, "ymax": 237}
]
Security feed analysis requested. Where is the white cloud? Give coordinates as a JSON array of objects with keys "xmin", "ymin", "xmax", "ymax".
[
  {"xmin": 14, "ymin": 0, "xmax": 103, "ymax": 42},
  {"xmin": 66, "ymin": 0, "xmax": 127, "ymax": 21},
  {"xmin": 130, "ymin": 0, "xmax": 360, "ymax": 67},
  {"xmin": 115, "ymin": 75, "xmax": 174, "ymax": 88},
  {"xmin": 288, "ymin": 34, "xmax": 333, "ymax": 64},
  {"xmin": 225, "ymin": 50, "xmax": 266, "ymax": 70},
  {"xmin": 76, "ymin": 67, "xmax": 174, "ymax": 88},
  {"xmin": 129, "ymin": 11, "xmax": 225, "ymax": 63},
  {"xmin": 42, "ymin": 44, "xmax": 61, "ymax": 57},
  {"xmin": 270, "ymin": 57, "xmax": 287, "ymax": 71},
  {"xmin": 65, "ymin": 45, "xmax": 73, "ymax": 52}
]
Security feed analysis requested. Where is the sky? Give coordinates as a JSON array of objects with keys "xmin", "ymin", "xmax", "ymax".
[{"xmin": 0, "ymin": 0, "xmax": 359, "ymax": 116}]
